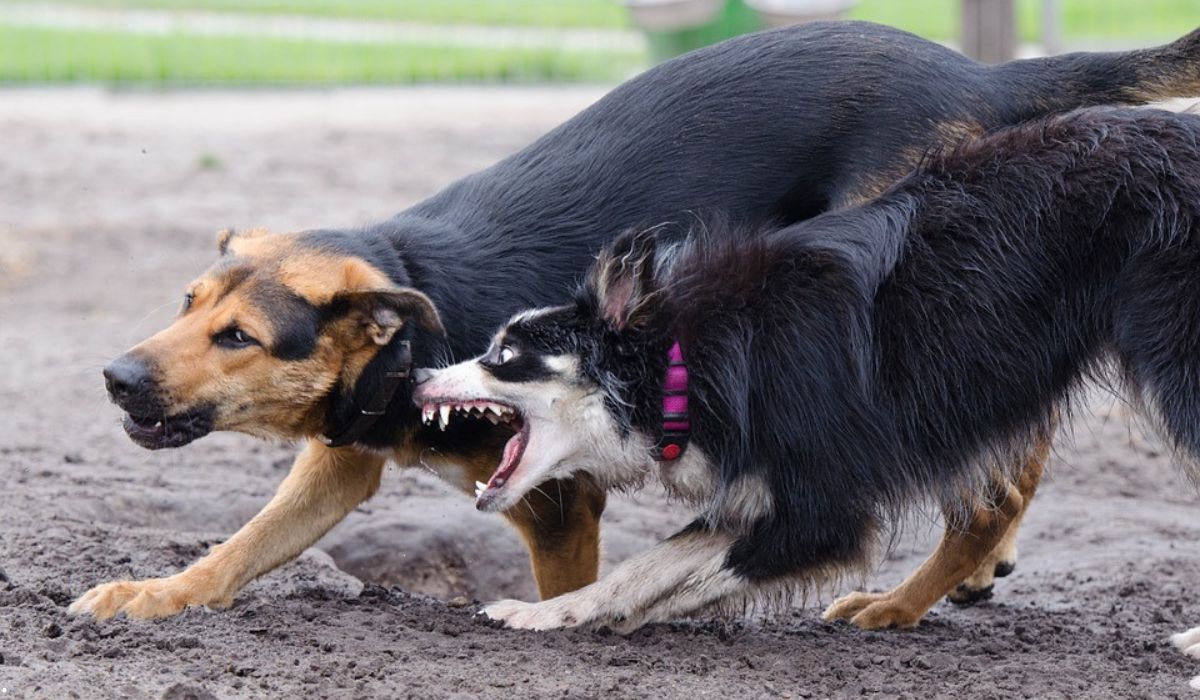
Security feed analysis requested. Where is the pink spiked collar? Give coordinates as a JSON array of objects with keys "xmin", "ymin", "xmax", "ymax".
[{"xmin": 653, "ymin": 341, "xmax": 690, "ymax": 461}]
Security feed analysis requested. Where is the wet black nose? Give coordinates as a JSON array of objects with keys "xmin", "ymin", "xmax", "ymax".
[{"xmin": 103, "ymin": 354, "xmax": 152, "ymax": 403}]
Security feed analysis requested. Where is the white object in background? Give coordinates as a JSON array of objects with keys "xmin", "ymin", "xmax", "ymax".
[
  {"xmin": 621, "ymin": 0, "xmax": 725, "ymax": 32},
  {"xmin": 745, "ymin": 0, "xmax": 858, "ymax": 28}
]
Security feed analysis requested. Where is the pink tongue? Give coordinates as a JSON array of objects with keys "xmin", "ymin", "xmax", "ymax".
[{"xmin": 492, "ymin": 433, "xmax": 523, "ymax": 486}]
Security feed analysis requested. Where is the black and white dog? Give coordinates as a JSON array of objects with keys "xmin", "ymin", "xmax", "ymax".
[{"xmin": 415, "ymin": 107, "xmax": 1200, "ymax": 631}]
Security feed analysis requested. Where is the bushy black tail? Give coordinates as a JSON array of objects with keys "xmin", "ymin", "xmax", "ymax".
[
  {"xmin": 994, "ymin": 27, "xmax": 1200, "ymax": 120},
  {"xmin": 1114, "ymin": 251, "xmax": 1200, "ymax": 482}
]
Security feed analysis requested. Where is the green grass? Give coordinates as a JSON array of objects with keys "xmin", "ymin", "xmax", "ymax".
[
  {"xmin": 0, "ymin": 25, "xmax": 645, "ymax": 85},
  {"xmin": 5, "ymin": 2, "xmax": 1196, "ymax": 87},
  {"xmin": 38, "ymin": 0, "xmax": 632, "ymax": 29},
  {"xmin": 850, "ymin": 0, "xmax": 1200, "ymax": 43},
  {"xmin": 38, "ymin": 0, "xmax": 1200, "ymax": 41}
]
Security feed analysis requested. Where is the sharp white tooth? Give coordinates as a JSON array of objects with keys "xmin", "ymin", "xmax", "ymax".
[
  {"xmin": 153, "ymin": 421, "xmax": 163, "ymax": 429},
  {"xmin": 475, "ymin": 480, "xmax": 487, "ymax": 491},
  {"xmin": 439, "ymin": 405, "xmax": 450, "ymax": 427},
  {"xmin": 423, "ymin": 407, "xmax": 433, "ymax": 424},
  {"xmin": 485, "ymin": 413, "xmax": 499, "ymax": 425},
  {"xmin": 486, "ymin": 404, "xmax": 501, "ymax": 416},
  {"xmin": 475, "ymin": 486, "xmax": 483, "ymax": 498}
]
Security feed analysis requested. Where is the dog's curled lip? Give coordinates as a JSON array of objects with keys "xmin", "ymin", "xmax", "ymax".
[
  {"xmin": 412, "ymin": 392, "xmax": 531, "ymax": 510},
  {"xmin": 121, "ymin": 405, "xmax": 216, "ymax": 450}
]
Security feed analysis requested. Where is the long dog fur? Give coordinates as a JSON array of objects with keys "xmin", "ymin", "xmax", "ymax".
[
  {"xmin": 423, "ymin": 107, "xmax": 1200, "ymax": 630},
  {"xmin": 76, "ymin": 20, "xmax": 1200, "ymax": 620}
]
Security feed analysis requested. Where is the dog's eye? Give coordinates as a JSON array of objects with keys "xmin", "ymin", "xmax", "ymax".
[
  {"xmin": 214, "ymin": 327, "xmax": 257, "ymax": 349},
  {"xmin": 497, "ymin": 346, "xmax": 515, "ymax": 364},
  {"xmin": 182, "ymin": 292, "xmax": 195, "ymax": 312}
]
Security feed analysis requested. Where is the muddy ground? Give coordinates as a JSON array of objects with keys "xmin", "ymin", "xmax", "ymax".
[{"xmin": 0, "ymin": 87, "xmax": 1197, "ymax": 699}]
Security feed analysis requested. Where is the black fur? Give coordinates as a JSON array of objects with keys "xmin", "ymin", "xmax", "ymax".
[
  {"xmin": 252, "ymin": 281, "xmax": 321, "ymax": 361},
  {"xmin": 534, "ymin": 107, "xmax": 1200, "ymax": 586},
  {"xmin": 303, "ymin": 21, "xmax": 1200, "ymax": 448}
]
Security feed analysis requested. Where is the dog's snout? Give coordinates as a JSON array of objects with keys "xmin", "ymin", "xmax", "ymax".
[{"xmin": 103, "ymin": 354, "xmax": 153, "ymax": 403}]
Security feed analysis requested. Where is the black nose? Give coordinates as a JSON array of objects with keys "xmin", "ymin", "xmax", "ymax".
[{"xmin": 103, "ymin": 354, "xmax": 152, "ymax": 403}]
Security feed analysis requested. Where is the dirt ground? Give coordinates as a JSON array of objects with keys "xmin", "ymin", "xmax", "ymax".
[{"xmin": 0, "ymin": 87, "xmax": 1198, "ymax": 699}]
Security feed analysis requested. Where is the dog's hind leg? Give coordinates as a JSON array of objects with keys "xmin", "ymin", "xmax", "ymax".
[
  {"xmin": 948, "ymin": 420, "xmax": 1053, "ymax": 603},
  {"xmin": 483, "ymin": 527, "xmax": 742, "ymax": 631},
  {"xmin": 823, "ymin": 439, "xmax": 1046, "ymax": 629},
  {"xmin": 947, "ymin": 497, "xmax": 1030, "ymax": 605},
  {"xmin": 70, "ymin": 441, "xmax": 385, "ymax": 620},
  {"xmin": 502, "ymin": 475, "xmax": 606, "ymax": 599}
]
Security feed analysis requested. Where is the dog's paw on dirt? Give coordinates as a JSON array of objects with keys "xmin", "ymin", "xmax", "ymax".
[
  {"xmin": 822, "ymin": 591, "xmax": 923, "ymax": 629},
  {"xmin": 69, "ymin": 577, "xmax": 228, "ymax": 620},
  {"xmin": 1172, "ymin": 627, "xmax": 1200, "ymax": 691},
  {"xmin": 481, "ymin": 598, "xmax": 588, "ymax": 631},
  {"xmin": 1175, "ymin": 626, "xmax": 1200, "ymax": 656}
]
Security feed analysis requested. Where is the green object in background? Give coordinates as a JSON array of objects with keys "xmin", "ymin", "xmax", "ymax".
[
  {"xmin": 0, "ymin": 26, "xmax": 645, "ymax": 86},
  {"xmin": 645, "ymin": 1, "xmax": 762, "ymax": 63}
]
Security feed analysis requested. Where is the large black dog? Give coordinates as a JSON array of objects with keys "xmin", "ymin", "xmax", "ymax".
[
  {"xmin": 76, "ymin": 22, "xmax": 1200, "ymax": 621},
  {"xmin": 417, "ymin": 107, "xmax": 1200, "ymax": 631}
]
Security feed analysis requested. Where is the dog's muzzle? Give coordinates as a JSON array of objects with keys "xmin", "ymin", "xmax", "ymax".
[{"xmin": 103, "ymin": 353, "xmax": 214, "ymax": 450}]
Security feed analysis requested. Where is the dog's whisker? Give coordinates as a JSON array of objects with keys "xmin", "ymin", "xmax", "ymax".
[{"xmin": 124, "ymin": 298, "xmax": 180, "ymax": 344}]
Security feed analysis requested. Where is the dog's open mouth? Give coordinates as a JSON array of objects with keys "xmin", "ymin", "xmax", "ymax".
[
  {"xmin": 121, "ymin": 407, "xmax": 214, "ymax": 450},
  {"xmin": 420, "ymin": 399, "xmax": 528, "ymax": 510}
]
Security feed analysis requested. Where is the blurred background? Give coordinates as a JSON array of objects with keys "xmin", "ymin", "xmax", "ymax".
[
  {"xmin": 1, "ymin": 6, "xmax": 1199, "ymax": 697},
  {"xmin": 1, "ymin": 0, "xmax": 1197, "ymax": 86}
]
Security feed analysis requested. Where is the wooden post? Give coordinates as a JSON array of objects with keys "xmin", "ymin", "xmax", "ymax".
[
  {"xmin": 1041, "ymin": 0, "xmax": 1062, "ymax": 55},
  {"xmin": 961, "ymin": 0, "xmax": 1016, "ymax": 63}
]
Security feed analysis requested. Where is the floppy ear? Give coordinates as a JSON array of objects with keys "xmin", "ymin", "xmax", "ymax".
[
  {"xmin": 331, "ymin": 287, "xmax": 446, "ymax": 345},
  {"xmin": 589, "ymin": 229, "xmax": 660, "ymax": 331}
]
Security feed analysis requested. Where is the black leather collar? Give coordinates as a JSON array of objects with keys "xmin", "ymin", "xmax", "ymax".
[{"xmin": 320, "ymin": 340, "xmax": 412, "ymax": 448}]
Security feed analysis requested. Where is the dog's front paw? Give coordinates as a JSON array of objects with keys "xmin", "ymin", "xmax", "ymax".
[
  {"xmin": 1173, "ymin": 627, "xmax": 1200, "ymax": 656},
  {"xmin": 822, "ymin": 591, "xmax": 923, "ymax": 630},
  {"xmin": 481, "ymin": 598, "xmax": 589, "ymax": 631},
  {"xmin": 69, "ymin": 575, "xmax": 229, "ymax": 620},
  {"xmin": 1169, "ymin": 627, "xmax": 1200, "ymax": 691}
]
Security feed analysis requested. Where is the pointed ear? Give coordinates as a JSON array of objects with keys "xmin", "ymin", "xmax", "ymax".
[
  {"xmin": 217, "ymin": 227, "xmax": 274, "ymax": 256},
  {"xmin": 216, "ymin": 228, "xmax": 235, "ymax": 255},
  {"xmin": 588, "ymin": 228, "xmax": 660, "ymax": 331},
  {"xmin": 330, "ymin": 287, "xmax": 445, "ymax": 346}
]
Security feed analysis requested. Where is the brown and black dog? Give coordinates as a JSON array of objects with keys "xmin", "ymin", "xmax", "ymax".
[{"xmin": 70, "ymin": 21, "xmax": 1200, "ymax": 625}]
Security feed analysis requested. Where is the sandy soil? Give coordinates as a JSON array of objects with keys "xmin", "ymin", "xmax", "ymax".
[{"xmin": 0, "ymin": 87, "xmax": 1197, "ymax": 699}]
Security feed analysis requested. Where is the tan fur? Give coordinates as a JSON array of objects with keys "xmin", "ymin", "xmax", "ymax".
[
  {"xmin": 502, "ymin": 476, "xmax": 606, "ymax": 599},
  {"xmin": 71, "ymin": 441, "xmax": 386, "ymax": 618},
  {"xmin": 823, "ymin": 438, "xmax": 1046, "ymax": 629},
  {"xmin": 954, "ymin": 500, "xmax": 1026, "ymax": 595},
  {"xmin": 393, "ymin": 426, "xmax": 606, "ymax": 600},
  {"xmin": 72, "ymin": 229, "xmax": 606, "ymax": 619}
]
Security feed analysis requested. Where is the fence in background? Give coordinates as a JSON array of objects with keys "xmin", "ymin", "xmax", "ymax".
[{"xmin": 0, "ymin": 0, "xmax": 1196, "ymax": 86}]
